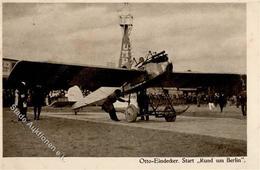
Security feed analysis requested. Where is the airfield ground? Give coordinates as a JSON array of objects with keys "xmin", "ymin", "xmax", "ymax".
[{"xmin": 3, "ymin": 105, "xmax": 246, "ymax": 157}]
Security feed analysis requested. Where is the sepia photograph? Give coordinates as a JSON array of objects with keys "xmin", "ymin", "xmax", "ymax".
[{"xmin": 1, "ymin": 1, "xmax": 258, "ymax": 170}]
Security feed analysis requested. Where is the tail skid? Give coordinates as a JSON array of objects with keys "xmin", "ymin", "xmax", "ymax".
[{"xmin": 175, "ymin": 105, "xmax": 190, "ymax": 115}]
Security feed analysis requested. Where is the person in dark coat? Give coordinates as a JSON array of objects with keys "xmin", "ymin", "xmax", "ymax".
[
  {"xmin": 196, "ymin": 93, "xmax": 201, "ymax": 107},
  {"xmin": 137, "ymin": 89, "xmax": 149, "ymax": 121},
  {"xmin": 239, "ymin": 88, "xmax": 247, "ymax": 116},
  {"xmin": 31, "ymin": 85, "xmax": 45, "ymax": 120},
  {"xmin": 16, "ymin": 81, "xmax": 29, "ymax": 121},
  {"xmin": 218, "ymin": 93, "xmax": 227, "ymax": 113},
  {"xmin": 102, "ymin": 89, "xmax": 128, "ymax": 121}
]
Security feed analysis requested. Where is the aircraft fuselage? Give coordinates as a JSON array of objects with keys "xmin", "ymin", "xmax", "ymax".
[{"xmin": 122, "ymin": 52, "xmax": 173, "ymax": 94}]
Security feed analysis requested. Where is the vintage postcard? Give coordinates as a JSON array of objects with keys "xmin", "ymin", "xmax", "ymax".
[{"xmin": 1, "ymin": 1, "xmax": 259, "ymax": 170}]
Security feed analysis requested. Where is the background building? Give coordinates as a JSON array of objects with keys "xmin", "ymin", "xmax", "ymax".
[{"xmin": 3, "ymin": 58, "xmax": 18, "ymax": 107}]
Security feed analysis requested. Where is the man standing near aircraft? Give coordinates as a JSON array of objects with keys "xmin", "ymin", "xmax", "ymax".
[
  {"xmin": 239, "ymin": 87, "xmax": 247, "ymax": 116},
  {"xmin": 218, "ymin": 93, "xmax": 227, "ymax": 113},
  {"xmin": 137, "ymin": 89, "xmax": 149, "ymax": 121},
  {"xmin": 15, "ymin": 81, "xmax": 29, "ymax": 121},
  {"xmin": 31, "ymin": 84, "xmax": 45, "ymax": 120},
  {"xmin": 102, "ymin": 89, "xmax": 128, "ymax": 121}
]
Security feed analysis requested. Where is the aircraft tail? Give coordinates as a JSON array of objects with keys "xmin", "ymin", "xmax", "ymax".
[{"xmin": 66, "ymin": 85, "xmax": 84, "ymax": 102}]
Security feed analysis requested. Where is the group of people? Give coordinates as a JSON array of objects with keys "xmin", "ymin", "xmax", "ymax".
[
  {"xmin": 12, "ymin": 81, "xmax": 247, "ymax": 122},
  {"xmin": 207, "ymin": 93, "xmax": 227, "ymax": 112},
  {"xmin": 207, "ymin": 90, "xmax": 247, "ymax": 116},
  {"xmin": 14, "ymin": 81, "xmax": 45, "ymax": 121}
]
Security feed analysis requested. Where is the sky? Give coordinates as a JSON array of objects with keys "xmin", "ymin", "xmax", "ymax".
[{"xmin": 3, "ymin": 3, "xmax": 246, "ymax": 73}]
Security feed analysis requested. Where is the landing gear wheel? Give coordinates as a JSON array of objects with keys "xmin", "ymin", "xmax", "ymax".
[
  {"xmin": 165, "ymin": 114, "xmax": 176, "ymax": 122},
  {"xmin": 125, "ymin": 104, "xmax": 138, "ymax": 122},
  {"xmin": 164, "ymin": 106, "xmax": 176, "ymax": 122}
]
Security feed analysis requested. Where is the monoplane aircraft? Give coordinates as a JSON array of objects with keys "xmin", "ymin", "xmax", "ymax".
[{"xmin": 8, "ymin": 51, "xmax": 246, "ymax": 122}]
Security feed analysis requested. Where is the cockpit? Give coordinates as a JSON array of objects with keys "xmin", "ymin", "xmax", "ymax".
[
  {"xmin": 135, "ymin": 51, "xmax": 169, "ymax": 68},
  {"xmin": 134, "ymin": 51, "xmax": 173, "ymax": 78}
]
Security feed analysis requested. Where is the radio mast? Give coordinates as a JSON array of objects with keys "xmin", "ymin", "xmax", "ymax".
[{"xmin": 118, "ymin": 3, "xmax": 133, "ymax": 69}]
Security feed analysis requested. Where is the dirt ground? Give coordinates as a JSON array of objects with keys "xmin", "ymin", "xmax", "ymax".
[{"xmin": 3, "ymin": 105, "xmax": 246, "ymax": 157}]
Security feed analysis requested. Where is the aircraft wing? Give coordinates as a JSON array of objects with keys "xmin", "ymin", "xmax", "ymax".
[
  {"xmin": 125, "ymin": 71, "xmax": 246, "ymax": 95},
  {"xmin": 7, "ymin": 60, "xmax": 146, "ymax": 90},
  {"xmin": 162, "ymin": 72, "xmax": 245, "ymax": 88}
]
